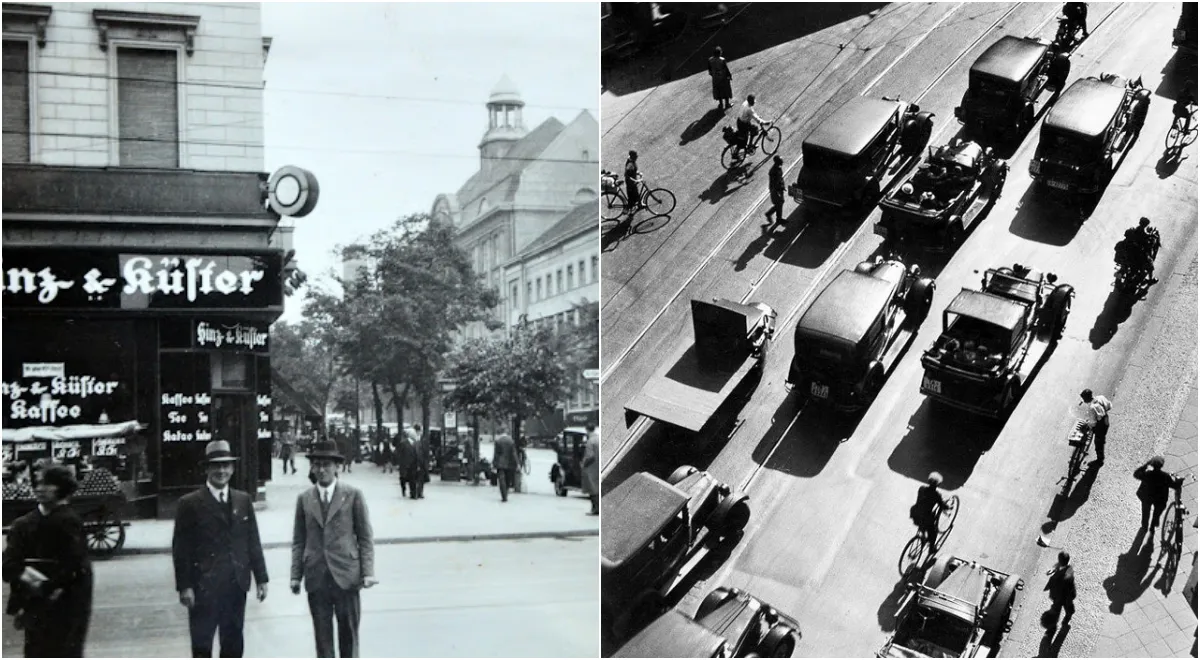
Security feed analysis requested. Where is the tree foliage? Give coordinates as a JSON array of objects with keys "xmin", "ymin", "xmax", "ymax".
[{"xmin": 270, "ymin": 318, "xmax": 341, "ymax": 417}]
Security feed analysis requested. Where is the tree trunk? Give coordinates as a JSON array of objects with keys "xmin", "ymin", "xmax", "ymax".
[
  {"xmin": 388, "ymin": 382, "xmax": 409, "ymax": 429},
  {"xmin": 511, "ymin": 415, "xmax": 522, "ymax": 443},
  {"xmin": 371, "ymin": 381, "xmax": 384, "ymax": 441}
]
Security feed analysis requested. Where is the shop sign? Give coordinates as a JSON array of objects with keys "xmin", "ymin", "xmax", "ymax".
[
  {"xmin": 2, "ymin": 366, "xmax": 122, "ymax": 425},
  {"xmin": 92, "ymin": 437, "xmax": 125, "ymax": 457},
  {"xmin": 52, "ymin": 440, "xmax": 81, "ymax": 461},
  {"xmin": 1, "ymin": 250, "xmax": 283, "ymax": 310},
  {"xmin": 194, "ymin": 321, "xmax": 270, "ymax": 352},
  {"xmin": 161, "ymin": 391, "xmax": 213, "ymax": 443},
  {"xmin": 444, "ymin": 412, "xmax": 457, "ymax": 429},
  {"xmin": 257, "ymin": 394, "xmax": 273, "ymax": 440}
]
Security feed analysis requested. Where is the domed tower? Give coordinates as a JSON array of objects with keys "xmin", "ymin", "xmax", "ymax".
[{"xmin": 479, "ymin": 74, "xmax": 527, "ymax": 165}]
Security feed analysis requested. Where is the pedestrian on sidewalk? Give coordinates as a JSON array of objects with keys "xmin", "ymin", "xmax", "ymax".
[
  {"xmin": 279, "ymin": 431, "xmax": 296, "ymax": 475},
  {"xmin": 1080, "ymin": 389, "xmax": 1112, "ymax": 464},
  {"xmin": 407, "ymin": 425, "xmax": 427, "ymax": 500},
  {"xmin": 766, "ymin": 155, "xmax": 786, "ymax": 226},
  {"xmin": 493, "ymin": 433, "xmax": 518, "ymax": 502},
  {"xmin": 583, "ymin": 424, "xmax": 600, "ymax": 516},
  {"xmin": 1134, "ymin": 455, "xmax": 1180, "ymax": 531},
  {"xmin": 708, "ymin": 46, "xmax": 733, "ymax": 110},
  {"xmin": 171, "ymin": 440, "xmax": 268, "ymax": 658},
  {"xmin": 3, "ymin": 465, "xmax": 94, "ymax": 658},
  {"xmin": 1044, "ymin": 551, "xmax": 1076, "ymax": 627},
  {"xmin": 291, "ymin": 441, "xmax": 376, "ymax": 658}
]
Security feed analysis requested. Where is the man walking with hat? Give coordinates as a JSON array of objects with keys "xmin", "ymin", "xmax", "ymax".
[
  {"xmin": 291, "ymin": 439, "xmax": 376, "ymax": 657},
  {"xmin": 171, "ymin": 440, "xmax": 268, "ymax": 658}
]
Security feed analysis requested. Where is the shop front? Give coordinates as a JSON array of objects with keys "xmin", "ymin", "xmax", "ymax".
[{"xmin": 2, "ymin": 248, "xmax": 282, "ymax": 519}]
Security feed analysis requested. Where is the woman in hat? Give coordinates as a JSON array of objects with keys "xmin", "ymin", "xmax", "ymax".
[{"xmin": 2, "ymin": 464, "xmax": 93, "ymax": 657}]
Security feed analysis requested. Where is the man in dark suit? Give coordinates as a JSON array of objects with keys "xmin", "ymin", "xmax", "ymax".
[
  {"xmin": 408, "ymin": 425, "xmax": 428, "ymax": 500},
  {"xmin": 395, "ymin": 430, "xmax": 417, "ymax": 499},
  {"xmin": 291, "ymin": 441, "xmax": 377, "ymax": 658},
  {"xmin": 493, "ymin": 434, "xmax": 518, "ymax": 502},
  {"xmin": 172, "ymin": 440, "xmax": 268, "ymax": 658}
]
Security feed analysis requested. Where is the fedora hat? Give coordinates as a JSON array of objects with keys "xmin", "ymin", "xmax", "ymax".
[
  {"xmin": 306, "ymin": 440, "xmax": 344, "ymax": 462},
  {"xmin": 201, "ymin": 440, "xmax": 239, "ymax": 464}
]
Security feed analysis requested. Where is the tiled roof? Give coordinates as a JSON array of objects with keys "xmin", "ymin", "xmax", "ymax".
[
  {"xmin": 456, "ymin": 117, "xmax": 566, "ymax": 207},
  {"xmin": 516, "ymin": 200, "xmax": 598, "ymax": 259}
]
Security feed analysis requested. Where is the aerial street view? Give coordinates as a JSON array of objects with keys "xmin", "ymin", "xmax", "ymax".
[{"xmin": 600, "ymin": 2, "xmax": 1197, "ymax": 658}]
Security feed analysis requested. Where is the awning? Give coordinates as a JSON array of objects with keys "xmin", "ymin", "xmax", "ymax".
[{"xmin": 2, "ymin": 420, "xmax": 146, "ymax": 443}]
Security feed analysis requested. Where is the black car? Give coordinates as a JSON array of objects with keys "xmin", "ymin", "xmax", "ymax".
[{"xmin": 955, "ymin": 35, "xmax": 1069, "ymax": 140}]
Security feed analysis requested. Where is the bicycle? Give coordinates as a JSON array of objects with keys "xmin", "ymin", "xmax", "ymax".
[
  {"xmin": 600, "ymin": 172, "xmax": 677, "ymax": 222},
  {"xmin": 1059, "ymin": 419, "xmax": 1093, "ymax": 491},
  {"xmin": 899, "ymin": 495, "xmax": 960, "ymax": 577},
  {"xmin": 1166, "ymin": 107, "xmax": 1196, "ymax": 148},
  {"xmin": 1161, "ymin": 472, "xmax": 1194, "ymax": 555},
  {"xmin": 721, "ymin": 121, "xmax": 782, "ymax": 170}
]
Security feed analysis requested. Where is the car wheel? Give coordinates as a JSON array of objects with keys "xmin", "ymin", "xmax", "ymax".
[
  {"xmin": 763, "ymin": 625, "xmax": 798, "ymax": 658},
  {"xmin": 982, "ymin": 575, "xmax": 1022, "ymax": 647},
  {"xmin": 667, "ymin": 465, "xmax": 698, "ymax": 485},
  {"xmin": 924, "ymin": 555, "xmax": 954, "ymax": 589},
  {"xmin": 712, "ymin": 493, "xmax": 751, "ymax": 537},
  {"xmin": 554, "ymin": 473, "xmax": 568, "ymax": 497},
  {"xmin": 864, "ymin": 361, "xmax": 886, "ymax": 399},
  {"xmin": 1000, "ymin": 377, "xmax": 1020, "ymax": 418},
  {"xmin": 1045, "ymin": 285, "xmax": 1075, "ymax": 341}
]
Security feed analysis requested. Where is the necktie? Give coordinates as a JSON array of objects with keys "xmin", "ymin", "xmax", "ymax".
[
  {"xmin": 320, "ymin": 489, "xmax": 330, "ymax": 517},
  {"xmin": 220, "ymin": 491, "xmax": 225, "ymax": 504}
]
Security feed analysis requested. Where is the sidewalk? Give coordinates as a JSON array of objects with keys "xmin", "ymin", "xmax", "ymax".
[{"xmin": 121, "ymin": 445, "xmax": 598, "ymax": 555}]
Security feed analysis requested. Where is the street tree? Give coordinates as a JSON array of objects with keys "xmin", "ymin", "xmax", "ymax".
[{"xmin": 270, "ymin": 318, "xmax": 342, "ymax": 428}]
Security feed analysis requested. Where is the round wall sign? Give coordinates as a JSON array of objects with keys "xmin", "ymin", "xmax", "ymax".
[{"xmin": 268, "ymin": 166, "xmax": 320, "ymax": 218}]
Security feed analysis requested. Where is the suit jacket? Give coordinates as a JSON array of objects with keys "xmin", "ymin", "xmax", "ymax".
[
  {"xmin": 291, "ymin": 481, "xmax": 375, "ymax": 592},
  {"xmin": 493, "ymin": 435, "xmax": 517, "ymax": 470},
  {"xmin": 395, "ymin": 436, "xmax": 418, "ymax": 474},
  {"xmin": 172, "ymin": 487, "xmax": 267, "ymax": 595},
  {"xmin": 582, "ymin": 432, "xmax": 600, "ymax": 497}
]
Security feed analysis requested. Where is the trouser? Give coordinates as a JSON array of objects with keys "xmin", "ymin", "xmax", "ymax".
[
  {"xmin": 408, "ymin": 470, "xmax": 423, "ymax": 499},
  {"xmin": 767, "ymin": 192, "xmax": 785, "ymax": 221},
  {"xmin": 1141, "ymin": 498, "xmax": 1167, "ymax": 529},
  {"xmin": 736, "ymin": 119, "xmax": 757, "ymax": 151},
  {"xmin": 307, "ymin": 585, "xmax": 361, "ymax": 658},
  {"xmin": 625, "ymin": 180, "xmax": 640, "ymax": 208},
  {"xmin": 189, "ymin": 581, "xmax": 247, "ymax": 657},
  {"xmin": 498, "ymin": 468, "xmax": 516, "ymax": 501},
  {"xmin": 1049, "ymin": 597, "xmax": 1075, "ymax": 622},
  {"xmin": 590, "ymin": 494, "xmax": 599, "ymax": 514},
  {"xmin": 1094, "ymin": 420, "xmax": 1108, "ymax": 461},
  {"xmin": 399, "ymin": 475, "xmax": 409, "ymax": 496}
]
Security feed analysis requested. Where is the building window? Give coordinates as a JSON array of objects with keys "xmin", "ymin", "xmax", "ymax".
[
  {"xmin": 556, "ymin": 269, "xmax": 563, "ymax": 294},
  {"xmin": 579, "ymin": 260, "xmax": 586, "ymax": 286},
  {"xmin": 567, "ymin": 265, "xmax": 574, "ymax": 289},
  {"xmin": 116, "ymin": 47, "xmax": 180, "ymax": 167},
  {"xmin": 526, "ymin": 281, "xmax": 532, "ymax": 304},
  {"xmin": 2, "ymin": 39, "xmax": 31, "ymax": 163},
  {"xmin": 592, "ymin": 256, "xmax": 599, "ymax": 283},
  {"xmin": 536, "ymin": 277, "xmax": 542, "ymax": 301}
]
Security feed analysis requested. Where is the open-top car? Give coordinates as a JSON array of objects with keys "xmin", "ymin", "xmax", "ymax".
[
  {"xmin": 790, "ymin": 96, "xmax": 934, "ymax": 209},
  {"xmin": 920, "ymin": 264, "xmax": 1073, "ymax": 419},
  {"xmin": 875, "ymin": 139, "xmax": 1008, "ymax": 251},
  {"xmin": 787, "ymin": 255, "xmax": 935, "ymax": 412},
  {"xmin": 601, "ymin": 467, "xmax": 750, "ymax": 642},
  {"xmin": 614, "ymin": 587, "xmax": 801, "ymax": 658},
  {"xmin": 955, "ymin": 35, "xmax": 1070, "ymax": 140},
  {"xmin": 878, "ymin": 555, "xmax": 1023, "ymax": 658}
]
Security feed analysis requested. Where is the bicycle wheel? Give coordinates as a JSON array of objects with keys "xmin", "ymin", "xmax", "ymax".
[
  {"xmin": 1161, "ymin": 502, "xmax": 1179, "ymax": 549},
  {"xmin": 938, "ymin": 495, "xmax": 960, "ymax": 534},
  {"xmin": 643, "ymin": 187, "xmax": 677, "ymax": 216},
  {"xmin": 899, "ymin": 535, "xmax": 928, "ymax": 577},
  {"xmin": 721, "ymin": 144, "xmax": 739, "ymax": 170},
  {"xmin": 1167, "ymin": 124, "xmax": 1182, "ymax": 148},
  {"xmin": 760, "ymin": 125, "xmax": 782, "ymax": 156},
  {"xmin": 601, "ymin": 191, "xmax": 626, "ymax": 222}
]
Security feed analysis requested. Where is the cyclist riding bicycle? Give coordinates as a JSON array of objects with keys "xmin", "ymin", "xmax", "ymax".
[
  {"xmin": 910, "ymin": 472, "xmax": 949, "ymax": 545},
  {"xmin": 736, "ymin": 94, "xmax": 766, "ymax": 157},
  {"xmin": 1062, "ymin": 2, "xmax": 1089, "ymax": 38},
  {"xmin": 1174, "ymin": 84, "xmax": 1196, "ymax": 133},
  {"xmin": 624, "ymin": 150, "xmax": 643, "ymax": 210}
]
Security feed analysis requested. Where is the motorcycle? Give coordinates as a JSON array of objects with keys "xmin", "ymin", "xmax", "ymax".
[{"xmin": 1114, "ymin": 262, "xmax": 1153, "ymax": 296}]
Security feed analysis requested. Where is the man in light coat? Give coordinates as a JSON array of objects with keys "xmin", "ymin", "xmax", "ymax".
[
  {"xmin": 583, "ymin": 424, "xmax": 600, "ymax": 516},
  {"xmin": 290, "ymin": 441, "xmax": 376, "ymax": 658}
]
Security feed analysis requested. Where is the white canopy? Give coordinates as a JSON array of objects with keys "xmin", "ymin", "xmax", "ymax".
[{"xmin": 2, "ymin": 421, "xmax": 146, "ymax": 443}]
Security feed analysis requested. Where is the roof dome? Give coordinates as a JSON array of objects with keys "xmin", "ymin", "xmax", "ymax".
[{"xmin": 488, "ymin": 74, "xmax": 524, "ymax": 106}]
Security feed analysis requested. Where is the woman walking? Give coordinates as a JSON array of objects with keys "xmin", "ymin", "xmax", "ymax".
[{"xmin": 708, "ymin": 46, "xmax": 733, "ymax": 110}]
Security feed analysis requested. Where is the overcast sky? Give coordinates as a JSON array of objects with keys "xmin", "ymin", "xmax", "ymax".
[{"xmin": 261, "ymin": 2, "xmax": 599, "ymax": 322}]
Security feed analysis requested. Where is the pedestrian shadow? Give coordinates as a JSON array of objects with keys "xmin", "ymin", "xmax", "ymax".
[
  {"xmin": 1056, "ymin": 460, "xmax": 1102, "ymax": 521},
  {"xmin": 875, "ymin": 574, "xmax": 913, "ymax": 633},
  {"xmin": 733, "ymin": 205, "xmax": 807, "ymax": 272},
  {"xmin": 699, "ymin": 158, "xmax": 768, "ymax": 205},
  {"xmin": 1089, "ymin": 287, "xmax": 1139, "ymax": 349},
  {"xmin": 1037, "ymin": 621, "xmax": 1071, "ymax": 657},
  {"xmin": 680, "ymin": 107, "xmax": 726, "ymax": 146},
  {"xmin": 1156, "ymin": 139, "xmax": 1194, "ymax": 179},
  {"xmin": 1154, "ymin": 539, "xmax": 1182, "ymax": 596},
  {"xmin": 1102, "ymin": 527, "xmax": 1160, "ymax": 614}
]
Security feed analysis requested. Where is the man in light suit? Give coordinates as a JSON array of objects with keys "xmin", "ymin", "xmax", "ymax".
[
  {"xmin": 493, "ymin": 433, "xmax": 518, "ymax": 502},
  {"xmin": 290, "ymin": 441, "xmax": 376, "ymax": 658},
  {"xmin": 172, "ymin": 440, "xmax": 268, "ymax": 658}
]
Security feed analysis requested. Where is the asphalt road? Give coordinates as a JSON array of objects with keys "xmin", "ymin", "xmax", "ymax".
[
  {"xmin": 2, "ymin": 538, "xmax": 599, "ymax": 658},
  {"xmin": 601, "ymin": 2, "xmax": 1196, "ymax": 656}
]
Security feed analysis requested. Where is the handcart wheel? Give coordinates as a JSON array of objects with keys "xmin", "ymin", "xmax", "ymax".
[{"xmin": 85, "ymin": 510, "xmax": 126, "ymax": 557}]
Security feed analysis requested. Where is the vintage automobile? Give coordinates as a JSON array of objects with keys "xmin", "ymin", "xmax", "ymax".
[
  {"xmin": 920, "ymin": 264, "xmax": 1073, "ymax": 418},
  {"xmin": 624, "ymin": 298, "xmax": 776, "ymax": 437},
  {"xmin": 955, "ymin": 35, "xmax": 1070, "ymax": 140},
  {"xmin": 878, "ymin": 555, "xmax": 1023, "ymax": 658},
  {"xmin": 875, "ymin": 139, "xmax": 1008, "ymax": 251},
  {"xmin": 1173, "ymin": 2, "xmax": 1197, "ymax": 53},
  {"xmin": 614, "ymin": 587, "xmax": 801, "ymax": 658},
  {"xmin": 790, "ymin": 96, "xmax": 934, "ymax": 209},
  {"xmin": 787, "ymin": 256, "xmax": 935, "ymax": 412},
  {"xmin": 1029, "ymin": 73, "xmax": 1151, "ymax": 198},
  {"xmin": 549, "ymin": 426, "xmax": 588, "ymax": 496},
  {"xmin": 601, "ymin": 466, "xmax": 750, "ymax": 641}
]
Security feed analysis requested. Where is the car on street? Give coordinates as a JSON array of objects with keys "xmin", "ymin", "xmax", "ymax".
[
  {"xmin": 1174, "ymin": 2, "xmax": 1197, "ymax": 53},
  {"xmin": 790, "ymin": 96, "xmax": 934, "ymax": 209},
  {"xmin": 601, "ymin": 466, "xmax": 750, "ymax": 642},
  {"xmin": 1029, "ymin": 73, "xmax": 1151, "ymax": 198},
  {"xmin": 613, "ymin": 586, "xmax": 802, "ymax": 658},
  {"xmin": 786, "ymin": 255, "xmax": 935, "ymax": 412},
  {"xmin": 549, "ymin": 426, "xmax": 588, "ymax": 496},
  {"xmin": 623, "ymin": 298, "xmax": 776, "ymax": 438},
  {"xmin": 878, "ymin": 555, "xmax": 1023, "ymax": 658},
  {"xmin": 955, "ymin": 35, "xmax": 1070, "ymax": 141},
  {"xmin": 875, "ymin": 139, "xmax": 1008, "ymax": 251},
  {"xmin": 919, "ymin": 263, "xmax": 1073, "ymax": 419}
]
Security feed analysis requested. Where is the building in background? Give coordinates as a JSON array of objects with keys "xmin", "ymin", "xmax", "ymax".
[{"xmin": 2, "ymin": 2, "xmax": 316, "ymax": 520}]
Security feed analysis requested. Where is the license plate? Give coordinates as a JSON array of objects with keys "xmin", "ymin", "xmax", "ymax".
[
  {"xmin": 810, "ymin": 382, "xmax": 830, "ymax": 399},
  {"xmin": 922, "ymin": 376, "xmax": 942, "ymax": 394},
  {"xmin": 1048, "ymin": 180, "xmax": 1070, "ymax": 191}
]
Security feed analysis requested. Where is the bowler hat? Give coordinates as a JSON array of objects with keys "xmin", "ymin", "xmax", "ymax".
[
  {"xmin": 201, "ymin": 440, "xmax": 239, "ymax": 464},
  {"xmin": 306, "ymin": 440, "xmax": 344, "ymax": 462}
]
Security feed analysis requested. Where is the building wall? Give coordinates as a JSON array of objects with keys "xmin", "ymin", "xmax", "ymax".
[{"xmin": 8, "ymin": 2, "xmax": 264, "ymax": 171}]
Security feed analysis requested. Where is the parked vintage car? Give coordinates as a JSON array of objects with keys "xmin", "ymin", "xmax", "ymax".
[
  {"xmin": 614, "ymin": 587, "xmax": 801, "ymax": 658},
  {"xmin": 878, "ymin": 555, "xmax": 1023, "ymax": 658},
  {"xmin": 919, "ymin": 264, "xmax": 1073, "ymax": 419},
  {"xmin": 955, "ymin": 35, "xmax": 1070, "ymax": 140},
  {"xmin": 1173, "ymin": 2, "xmax": 1197, "ymax": 53},
  {"xmin": 875, "ymin": 139, "xmax": 1008, "ymax": 251},
  {"xmin": 1029, "ymin": 73, "xmax": 1150, "ymax": 198},
  {"xmin": 790, "ymin": 96, "xmax": 934, "ymax": 209},
  {"xmin": 787, "ymin": 256, "xmax": 935, "ymax": 412},
  {"xmin": 549, "ymin": 426, "xmax": 588, "ymax": 496},
  {"xmin": 601, "ymin": 467, "xmax": 750, "ymax": 642}
]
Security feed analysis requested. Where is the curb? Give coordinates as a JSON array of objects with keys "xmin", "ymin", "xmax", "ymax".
[{"xmin": 112, "ymin": 528, "xmax": 599, "ymax": 557}]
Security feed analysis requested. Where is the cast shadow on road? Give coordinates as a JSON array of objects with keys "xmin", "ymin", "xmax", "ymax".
[
  {"xmin": 733, "ymin": 204, "xmax": 841, "ymax": 273},
  {"xmin": 1006, "ymin": 184, "xmax": 1087, "ymax": 248},
  {"xmin": 1088, "ymin": 287, "xmax": 1140, "ymax": 350},
  {"xmin": 601, "ymin": 213, "xmax": 674, "ymax": 253},
  {"xmin": 886, "ymin": 401, "xmax": 998, "ymax": 491},
  {"xmin": 1102, "ymin": 527, "xmax": 1160, "ymax": 615},
  {"xmin": 1153, "ymin": 48, "xmax": 1196, "ymax": 101},
  {"xmin": 1156, "ymin": 138, "xmax": 1195, "ymax": 179},
  {"xmin": 876, "ymin": 574, "xmax": 915, "ymax": 634},
  {"xmin": 752, "ymin": 396, "xmax": 864, "ymax": 479},
  {"xmin": 700, "ymin": 158, "xmax": 768, "ymax": 206},
  {"xmin": 1037, "ymin": 621, "xmax": 1072, "ymax": 658},
  {"xmin": 680, "ymin": 107, "xmax": 726, "ymax": 146},
  {"xmin": 1038, "ymin": 460, "xmax": 1102, "ymax": 540}
]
